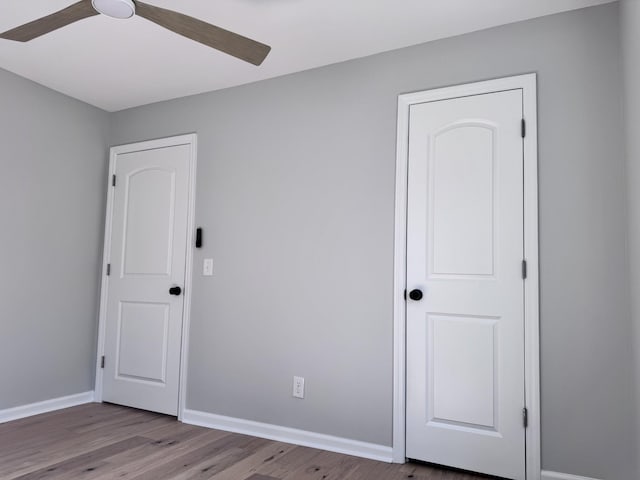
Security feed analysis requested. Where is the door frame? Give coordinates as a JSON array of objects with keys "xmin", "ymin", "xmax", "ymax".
[
  {"xmin": 392, "ymin": 74, "xmax": 540, "ymax": 478},
  {"xmin": 94, "ymin": 133, "xmax": 198, "ymax": 421}
]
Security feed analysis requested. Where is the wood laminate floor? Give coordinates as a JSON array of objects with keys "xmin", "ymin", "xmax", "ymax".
[{"xmin": 0, "ymin": 403, "xmax": 488, "ymax": 480}]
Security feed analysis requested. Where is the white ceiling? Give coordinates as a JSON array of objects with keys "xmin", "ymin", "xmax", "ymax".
[{"xmin": 0, "ymin": 0, "xmax": 615, "ymax": 112}]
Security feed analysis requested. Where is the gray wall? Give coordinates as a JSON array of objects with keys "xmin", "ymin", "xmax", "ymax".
[
  {"xmin": 621, "ymin": 0, "xmax": 640, "ymax": 474},
  {"xmin": 109, "ymin": 4, "xmax": 637, "ymax": 478},
  {"xmin": 0, "ymin": 69, "xmax": 109, "ymax": 409}
]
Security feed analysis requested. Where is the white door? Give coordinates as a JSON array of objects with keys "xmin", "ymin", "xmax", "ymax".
[
  {"xmin": 405, "ymin": 90, "xmax": 525, "ymax": 479},
  {"xmin": 101, "ymin": 138, "xmax": 194, "ymax": 416}
]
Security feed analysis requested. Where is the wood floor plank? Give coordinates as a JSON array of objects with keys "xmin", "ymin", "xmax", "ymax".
[
  {"xmin": 90, "ymin": 431, "xmax": 228, "ymax": 479},
  {"xmin": 0, "ymin": 404, "xmax": 487, "ymax": 480},
  {"xmin": 0, "ymin": 411, "xmax": 172, "ymax": 478},
  {"xmin": 127, "ymin": 433, "xmax": 266, "ymax": 480},
  {"xmin": 168, "ymin": 437, "xmax": 268, "ymax": 480},
  {"xmin": 11, "ymin": 436, "xmax": 151, "ymax": 480},
  {"xmin": 83, "ymin": 428, "xmax": 225, "ymax": 480},
  {"xmin": 242, "ymin": 445, "xmax": 326, "ymax": 479},
  {"xmin": 279, "ymin": 449, "xmax": 362, "ymax": 480},
  {"xmin": 205, "ymin": 440, "xmax": 297, "ymax": 480}
]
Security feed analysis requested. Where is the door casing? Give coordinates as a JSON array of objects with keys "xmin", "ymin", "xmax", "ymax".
[
  {"xmin": 94, "ymin": 133, "xmax": 198, "ymax": 421},
  {"xmin": 392, "ymin": 74, "xmax": 540, "ymax": 479}
]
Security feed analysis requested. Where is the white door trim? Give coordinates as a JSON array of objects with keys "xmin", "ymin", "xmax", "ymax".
[
  {"xmin": 392, "ymin": 74, "xmax": 540, "ymax": 479},
  {"xmin": 94, "ymin": 133, "xmax": 198, "ymax": 422}
]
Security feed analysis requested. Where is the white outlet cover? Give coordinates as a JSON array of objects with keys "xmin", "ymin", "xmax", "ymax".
[
  {"xmin": 293, "ymin": 376, "xmax": 305, "ymax": 399},
  {"xmin": 203, "ymin": 258, "xmax": 214, "ymax": 276}
]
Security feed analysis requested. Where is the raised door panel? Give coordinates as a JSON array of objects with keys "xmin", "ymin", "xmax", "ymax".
[
  {"xmin": 430, "ymin": 123, "xmax": 495, "ymax": 278},
  {"xmin": 429, "ymin": 314, "xmax": 498, "ymax": 430},
  {"xmin": 116, "ymin": 301, "xmax": 170, "ymax": 384},
  {"xmin": 122, "ymin": 168, "xmax": 176, "ymax": 277}
]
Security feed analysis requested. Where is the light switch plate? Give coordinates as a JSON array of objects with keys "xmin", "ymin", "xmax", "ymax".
[{"xmin": 203, "ymin": 258, "xmax": 214, "ymax": 276}]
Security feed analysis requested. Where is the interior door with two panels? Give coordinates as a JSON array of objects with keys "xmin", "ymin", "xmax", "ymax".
[
  {"xmin": 102, "ymin": 141, "xmax": 192, "ymax": 416},
  {"xmin": 405, "ymin": 89, "xmax": 526, "ymax": 479}
]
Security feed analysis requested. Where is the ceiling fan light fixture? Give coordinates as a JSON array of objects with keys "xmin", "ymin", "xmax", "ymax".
[{"xmin": 92, "ymin": 0, "xmax": 136, "ymax": 19}]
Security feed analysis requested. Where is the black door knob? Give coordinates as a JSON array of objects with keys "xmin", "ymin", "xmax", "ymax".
[
  {"xmin": 409, "ymin": 289, "xmax": 423, "ymax": 301},
  {"xmin": 169, "ymin": 286, "xmax": 182, "ymax": 296}
]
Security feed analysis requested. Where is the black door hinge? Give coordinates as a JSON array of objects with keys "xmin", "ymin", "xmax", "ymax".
[
  {"xmin": 522, "ymin": 260, "xmax": 527, "ymax": 280},
  {"xmin": 101, "ymin": 356, "xmax": 105, "ymax": 369},
  {"xmin": 404, "ymin": 289, "xmax": 407, "ymax": 300},
  {"xmin": 523, "ymin": 407, "xmax": 529, "ymax": 428},
  {"xmin": 521, "ymin": 119, "xmax": 526, "ymax": 138},
  {"xmin": 112, "ymin": 175, "xmax": 116, "ymax": 187},
  {"xmin": 106, "ymin": 264, "xmax": 111, "ymax": 276}
]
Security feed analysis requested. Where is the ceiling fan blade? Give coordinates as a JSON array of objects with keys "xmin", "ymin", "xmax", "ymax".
[
  {"xmin": 135, "ymin": 2, "xmax": 271, "ymax": 66},
  {"xmin": 0, "ymin": 1, "xmax": 98, "ymax": 42}
]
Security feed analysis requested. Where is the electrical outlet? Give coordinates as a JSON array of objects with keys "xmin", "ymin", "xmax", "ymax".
[
  {"xmin": 203, "ymin": 258, "xmax": 214, "ymax": 276},
  {"xmin": 293, "ymin": 376, "xmax": 305, "ymax": 399}
]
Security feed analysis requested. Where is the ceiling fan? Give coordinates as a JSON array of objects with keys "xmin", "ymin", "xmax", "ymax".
[{"xmin": 0, "ymin": 0, "xmax": 271, "ymax": 66}]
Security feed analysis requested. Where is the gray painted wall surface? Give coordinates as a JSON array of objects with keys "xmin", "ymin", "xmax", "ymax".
[
  {"xmin": 621, "ymin": 0, "xmax": 640, "ymax": 474},
  {"xmin": 110, "ymin": 4, "xmax": 637, "ymax": 478},
  {"xmin": 0, "ymin": 68, "xmax": 109, "ymax": 409}
]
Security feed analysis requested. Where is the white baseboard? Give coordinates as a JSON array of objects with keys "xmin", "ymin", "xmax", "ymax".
[
  {"xmin": 541, "ymin": 471, "xmax": 602, "ymax": 480},
  {"xmin": 182, "ymin": 409, "xmax": 393, "ymax": 463},
  {"xmin": 0, "ymin": 391, "xmax": 95, "ymax": 424}
]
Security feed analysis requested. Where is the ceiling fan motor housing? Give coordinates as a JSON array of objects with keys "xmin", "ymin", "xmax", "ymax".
[{"xmin": 92, "ymin": 0, "xmax": 136, "ymax": 19}]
